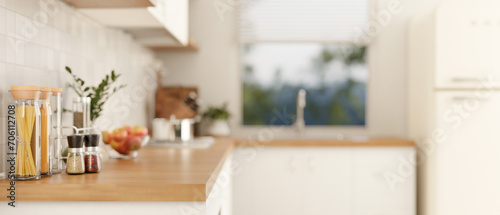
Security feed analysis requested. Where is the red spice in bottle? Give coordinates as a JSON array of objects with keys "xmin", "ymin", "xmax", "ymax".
[{"xmin": 85, "ymin": 154, "xmax": 100, "ymax": 173}]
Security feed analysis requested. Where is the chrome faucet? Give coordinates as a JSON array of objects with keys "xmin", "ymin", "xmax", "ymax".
[{"xmin": 295, "ymin": 89, "xmax": 306, "ymax": 133}]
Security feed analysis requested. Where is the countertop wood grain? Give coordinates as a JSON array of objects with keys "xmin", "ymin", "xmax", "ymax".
[{"xmin": 0, "ymin": 137, "xmax": 414, "ymax": 202}]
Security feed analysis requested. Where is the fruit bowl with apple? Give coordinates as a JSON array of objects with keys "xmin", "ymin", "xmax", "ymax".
[{"xmin": 102, "ymin": 125, "xmax": 149, "ymax": 159}]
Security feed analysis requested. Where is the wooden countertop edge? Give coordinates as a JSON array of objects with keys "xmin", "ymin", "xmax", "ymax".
[
  {"xmin": 204, "ymin": 138, "xmax": 235, "ymax": 200},
  {"xmin": 13, "ymin": 183, "xmax": 207, "ymax": 201},
  {"xmin": 234, "ymin": 138, "xmax": 415, "ymax": 147}
]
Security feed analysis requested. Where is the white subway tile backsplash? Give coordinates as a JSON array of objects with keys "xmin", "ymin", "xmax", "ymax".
[
  {"xmin": 1, "ymin": 1, "xmax": 155, "ymax": 132},
  {"xmin": 0, "ymin": 35, "xmax": 5, "ymax": 62},
  {"xmin": 5, "ymin": 9, "xmax": 15, "ymax": 37},
  {"xmin": 46, "ymin": 48, "xmax": 54, "ymax": 70},
  {"xmin": 5, "ymin": 0, "xmax": 14, "ymax": 11},
  {"xmin": 32, "ymin": 43, "xmax": 40, "ymax": 68},
  {"xmin": 5, "ymin": 64, "xmax": 22, "ymax": 85},
  {"xmin": 15, "ymin": 40, "xmax": 24, "ymax": 65},
  {"xmin": 0, "ymin": 8, "xmax": 5, "ymax": 35},
  {"xmin": 15, "ymin": 13, "xmax": 24, "ymax": 39},
  {"xmin": 5, "ymin": 36, "xmax": 16, "ymax": 64},
  {"xmin": 24, "ymin": 41, "xmax": 32, "ymax": 67}
]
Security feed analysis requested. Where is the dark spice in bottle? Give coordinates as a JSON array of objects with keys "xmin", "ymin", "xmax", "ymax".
[
  {"xmin": 84, "ymin": 134, "xmax": 102, "ymax": 173},
  {"xmin": 84, "ymin": 154, "xmax": 100, "ymax": 173}
]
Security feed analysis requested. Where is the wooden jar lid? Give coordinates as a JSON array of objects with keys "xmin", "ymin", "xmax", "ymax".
[
  {"xmin": 40, "ymin": 87, "xmax": 53, "ymax": 100},
  {"xmin": 10, "ymin": 85, "xmax": 41, "ymax": 100}
]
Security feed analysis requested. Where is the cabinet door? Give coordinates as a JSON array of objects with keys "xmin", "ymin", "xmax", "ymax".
[
  {"xmin": 232, "ymin": 147, "xmax": 303, "ymax": 215},
  {"xmin": 353, "ymin": 147, "xmax": 416, "ymax": 215},
  {"xmin": 303, "ymin": 148, "xmax": 353, "ymax": 215},
  {"xmin": 436, "ymin": 92, "xmax": 500, "ymax": 215}
]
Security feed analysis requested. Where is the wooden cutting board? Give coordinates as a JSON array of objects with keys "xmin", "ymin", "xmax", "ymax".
[{"xmin": 155, "ymin": 86, "xmax": 198, "ymax": 119}]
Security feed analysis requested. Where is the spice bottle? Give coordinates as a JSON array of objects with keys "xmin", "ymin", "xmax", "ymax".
[
  {"xmin": 10, "ymin": 85, "xmax": 42, "ymax": 180},
  {"xmin": 84, "ymin": 134, "xmax": 102, "ymax": 173},
  {"xmin": 66, "ymin": 135, "xmax": 85, "ymax": 175}
]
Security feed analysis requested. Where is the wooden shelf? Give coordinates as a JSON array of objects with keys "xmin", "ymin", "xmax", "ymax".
[{"xmin": 62, "ymin": 0, "xmax": 154, "ymax": 8}]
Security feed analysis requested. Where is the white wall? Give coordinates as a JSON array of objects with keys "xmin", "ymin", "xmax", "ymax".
[
  {"xmin": 158, "ymin": 0, "xmax": 441, "ymax": 138},
  {"xmin": 0, "ymin": 0, "xmax": 157, "ymax": 177}
]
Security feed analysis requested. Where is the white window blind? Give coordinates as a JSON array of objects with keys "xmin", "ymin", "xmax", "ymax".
[{"xmin": 239, "ymin": 0, "xmax": 369, "ymax": 43}]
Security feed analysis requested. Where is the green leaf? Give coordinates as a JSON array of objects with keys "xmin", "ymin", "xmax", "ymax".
[
  {"xmin": 84, "ymin": 87, "xmax": 90, "ymax": 92},
  {"xmin": 66, "ymin": 67, "xmax": 72, "ymax": 74}
]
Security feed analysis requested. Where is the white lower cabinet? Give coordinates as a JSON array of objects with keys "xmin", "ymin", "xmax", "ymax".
[
  {"xmin": 303, "ymin": 148, "xmax": 353, "ymax": 215},
  {"xmin": 353, "ymin": 148, "xmax": 416, "ymax": 215},
  {"xmin": 232, "ymin": 146, "xmax": 415, "ymax": 215},
  {"xmin": 232, "ymin": 148, "xmax": 303, "ymax": 215}
]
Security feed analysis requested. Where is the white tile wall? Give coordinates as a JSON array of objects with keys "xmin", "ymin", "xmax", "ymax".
[{"xmin": 0, "ymin": 0, "xmax": 158, "ymax": 177}]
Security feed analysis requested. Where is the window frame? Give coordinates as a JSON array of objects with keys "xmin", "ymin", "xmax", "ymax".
[{"xmin": 234, "ymin": 0, "xmax": 376, "ymax": 136}]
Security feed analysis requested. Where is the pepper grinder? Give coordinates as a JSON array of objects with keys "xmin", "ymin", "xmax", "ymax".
[
  {"xmin": 84, "ymin": 134, "xmax": 102, "ymax": 173},
  {"xmin": 66, "ymin": 135, "xmax": 85, "ymax": 175}
]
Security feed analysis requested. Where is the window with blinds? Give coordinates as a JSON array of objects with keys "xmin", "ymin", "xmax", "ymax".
[
  {"xmin": 240, "ymin": 0, "xmax": 369, "ymax": 126},
  {"xmin": 239, "ymin": 0, "xmax": 370, "ymax": 43}
]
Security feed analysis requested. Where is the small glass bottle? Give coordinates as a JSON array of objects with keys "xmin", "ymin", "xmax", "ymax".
[
  {"xmin": 72, "ymin": 97, "xmax": 91, "ymax": 129},
  {"xmin": 50, "ymin": 88, "xmax": 64, "ymax": 174},
  {"xmin": 84, "ymin": 134, "xmax": 102, "ymax": 173},
  {"xmin": 66, "ymin": 135, "xmax": 85, "ymax": 175}
]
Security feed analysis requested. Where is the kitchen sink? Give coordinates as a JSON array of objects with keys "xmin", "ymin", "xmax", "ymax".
[{"xmin": 147, "ymin": 136, "xmax": 215, "ymax": 148}]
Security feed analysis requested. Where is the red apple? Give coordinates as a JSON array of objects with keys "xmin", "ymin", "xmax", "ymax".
[
  {"xmin": 110, "ymin": 140, "xmax": 121, "ymax": 151},
  {"xmin": 131, "ymin": 126, "xmax": 148, "ymax": 136},
  {"xmin": 122, "ymin": 125, "xmax": 132, "ymax": 135},
  {"xmin": 125, "ymin": 135, "xmax": 142, "ymax": 151},
  {"xmin": 102, "ymin": 130, "xmax": 112, "ymax": 144},
  {"xmin": 112, "ymin": 128, "xmax": 127, "ymax": 142},
  {"xmin": 116, "ymin": 142, "xmax": 130, "ymax": 155}
]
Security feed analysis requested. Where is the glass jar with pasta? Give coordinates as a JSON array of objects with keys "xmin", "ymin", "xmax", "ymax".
[{"xmin": 10, "ymin": 85, "xmax": 42, "ymax": 180}]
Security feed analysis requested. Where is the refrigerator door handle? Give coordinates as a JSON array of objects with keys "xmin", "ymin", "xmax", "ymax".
[
  {"xmin": 451, "ymin": 77, "xmax": 482, "ymax": 82},
  {"xmin": 452, "ymin": 96, "xmax": 478, "ymax": 101}
]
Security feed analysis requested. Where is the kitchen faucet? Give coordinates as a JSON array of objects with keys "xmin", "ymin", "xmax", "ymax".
[{"xmin": 295, "ymin": 89, "xmax": 306, "ymax": 133}]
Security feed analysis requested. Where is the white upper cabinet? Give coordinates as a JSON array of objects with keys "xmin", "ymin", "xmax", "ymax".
[{"xmin": 64, "ymin": 0, "xmax": 193, "ymax": 49}]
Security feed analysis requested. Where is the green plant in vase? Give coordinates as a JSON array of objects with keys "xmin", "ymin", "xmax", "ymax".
[
  {"xmin": 65, "ymin": 66, "xmax": 126, "ymax": 121},
  {"xmin": 202, "ymin": 103, "xmax": 231, "ymax": 136}
]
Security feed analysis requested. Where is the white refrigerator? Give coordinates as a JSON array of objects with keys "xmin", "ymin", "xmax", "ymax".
[{"xmin": 409, "ymin": 1, "xmax": 500, "ymax": 215}]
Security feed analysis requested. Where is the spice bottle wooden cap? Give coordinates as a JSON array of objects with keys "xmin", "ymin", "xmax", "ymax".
[
  {"xmin": 67, "ymin": 135, "xmax": 84, "ymax": 148},
  {"xmin": 10, "ymin": 85, "xmax": 41, "ymax": 100},
  {"xmin": 84, "ymin": 134, "xmax": 100, "ymax": 147}
]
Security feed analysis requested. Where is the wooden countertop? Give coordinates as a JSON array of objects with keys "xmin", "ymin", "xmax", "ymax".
[
  {"xmin": 0, "ymin": 137, "xmax": 413, "ymax": 202},
  {"xmin": 235, "ymin": 137, "xmax": 415, "ymax": 147},
  {"xmin": 0, "ymin": 138, "xmax": 234, "ymax": 202}
]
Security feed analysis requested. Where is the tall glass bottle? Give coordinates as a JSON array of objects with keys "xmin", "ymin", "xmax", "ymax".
[
  {"xmin": 50, "ymin": 88, "xmax": 64, "ymax": 174},
  {"xmin": 10, "ymin": 85, "xmax": 41, "ymax": 180},
  {"xmin": 39, "ymin": 87, "xmax": 52, "ymax": 176}
]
